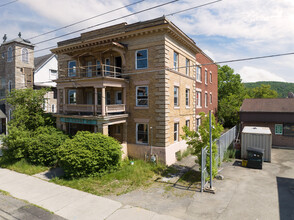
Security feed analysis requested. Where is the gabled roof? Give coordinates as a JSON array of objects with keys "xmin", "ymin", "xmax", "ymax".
[
  {"xmin": 2, "ymin": 37, "xmax": 33, "ymax": 46},
  {"xmin": 240, "ymin": 98, "xmax": 294, "ymax": 113},
  {"xmin": 34, "ymin": 53, "xmax": 55, "ymax": 72}
]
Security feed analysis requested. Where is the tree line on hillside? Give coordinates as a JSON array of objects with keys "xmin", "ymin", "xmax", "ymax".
[{"xmin": 217, "ymin": 65, "xmax": 280, "ymax": 128}]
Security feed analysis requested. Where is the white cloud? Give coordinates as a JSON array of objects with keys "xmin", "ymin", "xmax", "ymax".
[{"xmin": 238, "ymin": 66, "xmax": 286, "ymax": 83}]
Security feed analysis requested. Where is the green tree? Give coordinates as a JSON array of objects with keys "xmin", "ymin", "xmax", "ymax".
[
  {"xmin": 183, "ymin": 112, "xmax": 223, "ymax": 178},
  {"xmin": 217, "ymin": 65, "xmax": 246, "ymax": 128},
  {"xmin": 248, "ymin": 84, "xmax": 278, "ymax": 98}
]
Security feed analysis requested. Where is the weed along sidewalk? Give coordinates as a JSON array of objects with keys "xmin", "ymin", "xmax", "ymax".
[{"xmin": 0, "ymin": 168, "xmax": 180, "ymax": 220}]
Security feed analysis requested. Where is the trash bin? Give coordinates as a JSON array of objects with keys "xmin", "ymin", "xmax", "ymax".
[{"xmin": 246, "ymin": 147, "xmax": 264, "ymax": 169}]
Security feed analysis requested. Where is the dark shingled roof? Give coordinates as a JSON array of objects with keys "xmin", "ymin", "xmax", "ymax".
[
  {"xmin": 240, "ymin": 98, "xmax": 294, "ymax": 113},
  {"xmin": 34, "ymin": 54, "xmax": 53, "ymax": 71}
]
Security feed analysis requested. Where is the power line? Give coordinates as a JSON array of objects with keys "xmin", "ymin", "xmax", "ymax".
[
  {"xmin": 29, "ymin": 0, "xmax": 145, "ymax": 40},
  {"xmin": 0, "ymin": 0, "xmax": 18, "ymax": 8}
]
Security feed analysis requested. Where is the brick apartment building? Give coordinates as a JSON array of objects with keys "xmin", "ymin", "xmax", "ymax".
[{"xmin": 51, "ymin": 17, "xmax": 218, "ymax": 165}]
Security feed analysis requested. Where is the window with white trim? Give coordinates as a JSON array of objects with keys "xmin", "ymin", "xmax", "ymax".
[
  {"xmin": 136, "ymin": 123, "xmax": 148, "ymax": 144},
  {"xmin": 68, "ymin": 60, "xmax": 76, "ymax": 77},
  {"xmin": 210, "ymin": 71, "xmax": 212, "ymax": 83},
  {"xmin": 174, "ymin": 86, "xmax": 179, "ymax": 107},
  {"xmin": 196, "ymin": 91, "xmax": 201, "ymax": 107},
  {"xmin": 196, "ymin": 118, "xmax": 201, "ymax": 131},
  {"xmin": 196, "ymin": 66, "xmax": 201, "ymax": 81},
  {"xmin": 186, "ymin": 120, "xmax": 190, "ymax": 128},
  {"xmin": 21, "ymin": 48, "xmax": 28, "ymax": 63},
  {"xmin": 174, "ymin": 51, "xmax": 179, "ymax": 71},
  {"xmin": 174, "ymin": 123, "xmax": 179, "ymax": 142},
  {"xmin": 205, "ymin": 93, "xmax": 208, "ymax": 107},
  {"xmin": 96, "ymin": 60, "xmax": 102, "ymax": 76},
  {"xmin": 68, "ymin": 90, "xmax": 76, "ymax": 104},
  {"xmin": 136, "ymin": 86, "xmax": 148, "ymax": 106},
  {"xmin": 210, "ymin": 93, "xmax": 212, "ymax": 104},
  {"xmin": 185, "ymin": 58, "xmax": 189, "ymax": 76},
  {"xmin": 136, "ymin": 49, "xmax": 148, "ymax": 69},
  {"xmin": 52, "ymin": 104, "xmax": 55, "ymax": 113},
  {"xmin": 7, "ymin": 47, "xmax": 12, "ymax": 62},
  {"xmin": 49, "ymin": 69, "xmax": 57, "ymax": 79},
  {"xmin": 205, "ymin": 69, "xmax": 208, "ymax": 84},
  {"xmin": 105, "ymin": 58, "xmax": 110, "ymax": 76},
  {"xmin": 185, "ymin": 88, "xmax": 190, "ymax": 106},
  {"xmin": 86, "ymin": 61, "xmax": 92, "ymax": 77}
]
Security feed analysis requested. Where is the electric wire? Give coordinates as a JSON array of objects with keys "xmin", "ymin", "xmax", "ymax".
[{"xmin": 0, "ymin": 0, "xmax": 18, "ymax": 8}]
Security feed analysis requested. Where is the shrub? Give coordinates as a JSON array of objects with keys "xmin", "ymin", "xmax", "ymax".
[
  {"xmin": 26, "ymin": 126, "xmax": 68, "ymax": 166},
  {"xmin": 58, "ymin": 131, "xmax": 122, "ymax": 178}
]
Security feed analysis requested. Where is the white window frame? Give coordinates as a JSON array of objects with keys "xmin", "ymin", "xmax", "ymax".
[
  {"xmin": 135, "ymin": 49, "xmax": 148, "ymax": 70},
  {"xmin": 49, "ymin": 69, "xmax": 57, "ymax": 79},
  {"xmin": 196, "ymin": 117, "xmax": 201, "ymax": 131},
  {"xmin": 68, "ymin": 90, "xmax": 77, "ymax": 104},
  {"xmin": 205, "ymin": 92, "xmax": 208, "ymax": 107},
  {"xmin": 21, "ymin": 48, "xmax": 28, "ymax": 63},
  {"xmin": 136, "ymin": 86, "xmax": 148, "ymax": 107},
  {"xmin": 205, "ymin": 69, "xmax": 208, "ymax": 85},
  {"xmin": 174, "ymin": 123, "xmax": 179, "ymax": 142},
  {"xmin": 185, "ymin": 88, "xmax": 190, "ymax": 107},
  {"xmin": 197, "ymin": 91, "xmax": 202, "ymax": 107},
  {"xmin": 174, "ymin": 51, "xmax": 179, "ymax": 71},
  {"xmin": 210, "ymin": 71, "xmax": 212, "ymax": 83},
  {"xmin": 7, "ymin": 46, "xmax": 13, "ymax": 62},
  {"xmin": 210, "ymin": 93, "xmax": 212, "ymax": 104},
  {"xmin": 68, "ymin": 60, "xmax": 76, "ymax": 77},
  {"xmin": 185, "ymin": 58, "xmax": 189, "ymax": 76},
  {"xmin": 136, "ymin": 123, "xmax": 149, "ymax": 144},
  {"xmin": 174, "ymin": 86, "xmax": 179, "ymax": 107},
  {"xmin": 196, "ymin": 66, "xmax": 202, "ymax": 82},
  {"xmin": 105, "ymin": 58, "xmax": 110, "ymax": 76}
]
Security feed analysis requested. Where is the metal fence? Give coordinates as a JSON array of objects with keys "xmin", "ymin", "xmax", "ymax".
[
  {"xmin": 201, "ymin": 146, "xmax": 209, "ymax": 192},
  {"xmin": 216, "ymin": 125, "xmax": 237, "ymax": 165}
]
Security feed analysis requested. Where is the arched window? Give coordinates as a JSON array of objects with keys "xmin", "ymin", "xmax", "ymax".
[
  {"xmin": 8, "ymin": 80, "xmax": 12, "ymax": 93},
  {"xmin": 22, "ymin": 48, "xmax": 28, "ymax": 63},
  {"xmin": 7, "ymin": 47, "xmax": 13, "ymax": 62}
]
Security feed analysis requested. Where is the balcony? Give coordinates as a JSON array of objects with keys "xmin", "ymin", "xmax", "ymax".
[{"xmin": 63, "ymin": 104, "xmax": 125, "ymax": 115}]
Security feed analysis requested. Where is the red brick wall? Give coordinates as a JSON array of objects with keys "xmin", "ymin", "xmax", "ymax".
[
  {"xmin": 241, "ymin": 122, "xmax": 294, "ymax": 148},
  {"xmin": 195, "ymin": 52, "xmax": 218, "ymax": 115}
]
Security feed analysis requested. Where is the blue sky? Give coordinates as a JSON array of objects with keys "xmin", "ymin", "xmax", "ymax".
[{"xmin": 1, "ymin": 0, "xmax": 294, "ymax": 83}]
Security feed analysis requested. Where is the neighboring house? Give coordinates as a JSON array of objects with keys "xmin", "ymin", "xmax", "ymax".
[
  {"xmin": 0, "ymin": 35, "xmax": 34, "ymax": 134},
  {"xmin": 195, "ymin": 52, "xmax": 218, "ymax": 130},
  {"xmin": 34, "ymin": 53, "xmax": 58, "ymax": 113},
  {"xmin": 51, "ymin": 17, "xmax": 218, "ymax": 165},
  {"xmin": 240, "ymin": 98, "xmax": 294, "ymax": 148}
]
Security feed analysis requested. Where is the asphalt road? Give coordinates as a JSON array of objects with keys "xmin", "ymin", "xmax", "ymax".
[{"xmin": 0, "ymin": 193, "xmax": 65, "ymax": 220}]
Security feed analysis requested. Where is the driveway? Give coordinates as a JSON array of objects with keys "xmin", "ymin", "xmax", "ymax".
[{"xmin": 108, "ymin": 148, "xmax": 294, "ymax": 220}]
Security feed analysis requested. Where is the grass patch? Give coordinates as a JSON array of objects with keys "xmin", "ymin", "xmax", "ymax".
[
  {"xmin": 0, "ymin": 158, "xmax": 48, "ymax": 175},
  {"xmin": 51, "ymin": 159, "xmax": 166, "ymax": 196},
  {"xmin": 175, "ymin": 147, "xmax": 193, "ymax": 161},
  {"xmin": 0, "ymin": 189, "xmax": 10, "ymax": 196}
]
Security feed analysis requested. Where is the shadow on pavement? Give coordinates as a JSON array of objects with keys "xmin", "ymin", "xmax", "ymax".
[{"xmin": 276, "ymin": 176, "xmax": 294, "ymax": 220}]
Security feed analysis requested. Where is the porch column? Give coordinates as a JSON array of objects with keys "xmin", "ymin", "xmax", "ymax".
[
  {"xmin": 102, "ymin": 124, "xmax": 108, "ymax": 136},
  {"xmin": 101, "ymin": 87, "xmax": 106, "ymax": 116},
  {"xmin": 94, "ymin": 88, "xmax": 97, "ymax": 115},
  {"xmin": 63, "ymin": 88, "xmax": 66, "ymax": 113},
  {"xmin": 57, "ymin": 89, "xmax": 60, "ymax": 113}
]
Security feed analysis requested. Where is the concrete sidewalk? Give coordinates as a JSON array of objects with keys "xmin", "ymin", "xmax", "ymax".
[{"xmin": 0, "ymin": 168, "xmax": 180, "ymax": 220}]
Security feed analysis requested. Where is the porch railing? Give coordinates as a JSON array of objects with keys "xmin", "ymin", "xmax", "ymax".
[{"xmin": 64, "ymin": 104, "xmax": 125, "ymax": 115}]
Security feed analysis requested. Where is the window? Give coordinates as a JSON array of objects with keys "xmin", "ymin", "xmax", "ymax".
[
  {"xmin": 283, "ymin": 124, "xmax": 294, "ymax": 136},
  {"xmin": 275, "ymin": 124, "xmax": 283, "ymax": 135},
  {"xmin": 7, "ymin": 47, "xmax": 12, "ymax": 62},
  {"xmin": 115, "ymin": 91, "xmax": 122, "ymax": 104},
  {"xmin": 86, "ymin": 61, "xmax": 92, "ymax": 77},
  {"xmin": 68, "ymin": 90, "xmax": 76, "ymax": 104},
  {"xmin": 174, "ymin": 52, "xmax": 179, "ymax": 71},
  {"xmin": 196, "ymin": 118, "xmax": 201, "ymax": 131},
  {"xmin": 106, "ymin": 91, "xmax": 111, "ymax": 105},
  {"xmin": 205, "ymin": 69, "xmax": 208, "ymax": 84},
  {"xmin": 196, "ymin": 91, "xmax": 201, "ymax": 107},
  {"xmin": 105, "ymin": 58, "xmax": 110, "ymax": 76},
  {"xmin": 96, "ymin": 60, "xmax": 102, "ymax": 76},
  {"xmin": 174, "ymin": 86, "xmax": 179, "ymax": 107},
  {"xmin": 196, "ymin": 66, "xmax": 201, "ymax": 81},
  {"xmin": 1, "ymin": 52, "xmax": 4, "ymax": 59},
  {"xmin": 185, "ymin": 89, "xmax": 190, "ymax": 106},
  {"xmin": 51, "ymin": 104, "xmax": 55, "ymax": 113},
  {"xmin": 116, "ymin": 125, "xmax": 121, "ymax": 134},
  {"xmin": 136, "ymin": 86, "xmax": 148, "ymax": 107},
  {"xmin": 136, "ymin": 49, "xmax": 148, "ymax": 69},
  {"xmin": 9, "ymin": 109, "xmax": 12, "ymax": 121},
  {"xmin": 210, "ymin": 71, "xmax": 212, "ymax": 83},
  {"xmin": 136, "ymin": 123, "xmax": 148, "ymax": 144},
  {"xmin": 8, "ymin": 80, "xmax": 12, "ymax": 93},
  {"xmin": 21, "ymin": 48, "xmax": 28, "ymax": 63},
  {"xmin": 186, "ymin": 120, "xmax": 190, "ymax": 128},
  {"xmin": 205, "ymin": 93, "xmax": 208, "ymax": 107},
  {"xmin": 185, "ymin": 58, "xmax": 189, "ymax": 75},
  {"xmin": 0, "ymin": 89, "xmax": 5, "ymax": 97},
  {"xmin": 210, "ymin": 93, "xmax": 212, "ymax": 104},
  {"xmin": 97, "ymin": 91, "xmax": 102, "ymax": 105},
  {"xmin": 49, "ymin": 69, "xmax": 57, "ymax": 79},
  {"xmin": 68, "ymin": 60, "xmax": 76, "ymax": 77},
  {"xmin": 174, "ymin": 123, "xmax": 179, "ymax": 142}
]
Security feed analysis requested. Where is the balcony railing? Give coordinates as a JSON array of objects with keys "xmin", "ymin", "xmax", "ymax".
[
  {"xmin": 64, "ymin": 104, "xmax": 125, "ymax": 115},
  {"xmin": 65, "ymin": 64, "xmax": 122, "ymax": 79}
]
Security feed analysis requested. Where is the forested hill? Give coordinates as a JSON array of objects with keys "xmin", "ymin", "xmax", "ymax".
[{"xmin": 243, "ymin": 81, "xmax": 294, "ymax": 98}]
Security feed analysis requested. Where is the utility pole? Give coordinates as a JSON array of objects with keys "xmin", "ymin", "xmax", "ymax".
[{"xmin": 209, "ymin": 110, "xmax": 212, "ymax": 189}]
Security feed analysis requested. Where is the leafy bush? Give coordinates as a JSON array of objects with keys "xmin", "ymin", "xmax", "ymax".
[
  {"xmin": 26, "ymin": 126, "xmax": 68, "ymax": 166},
  {"xmin": 58, "ymin": 131, "xmax": 122, "ymax": 178}
]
